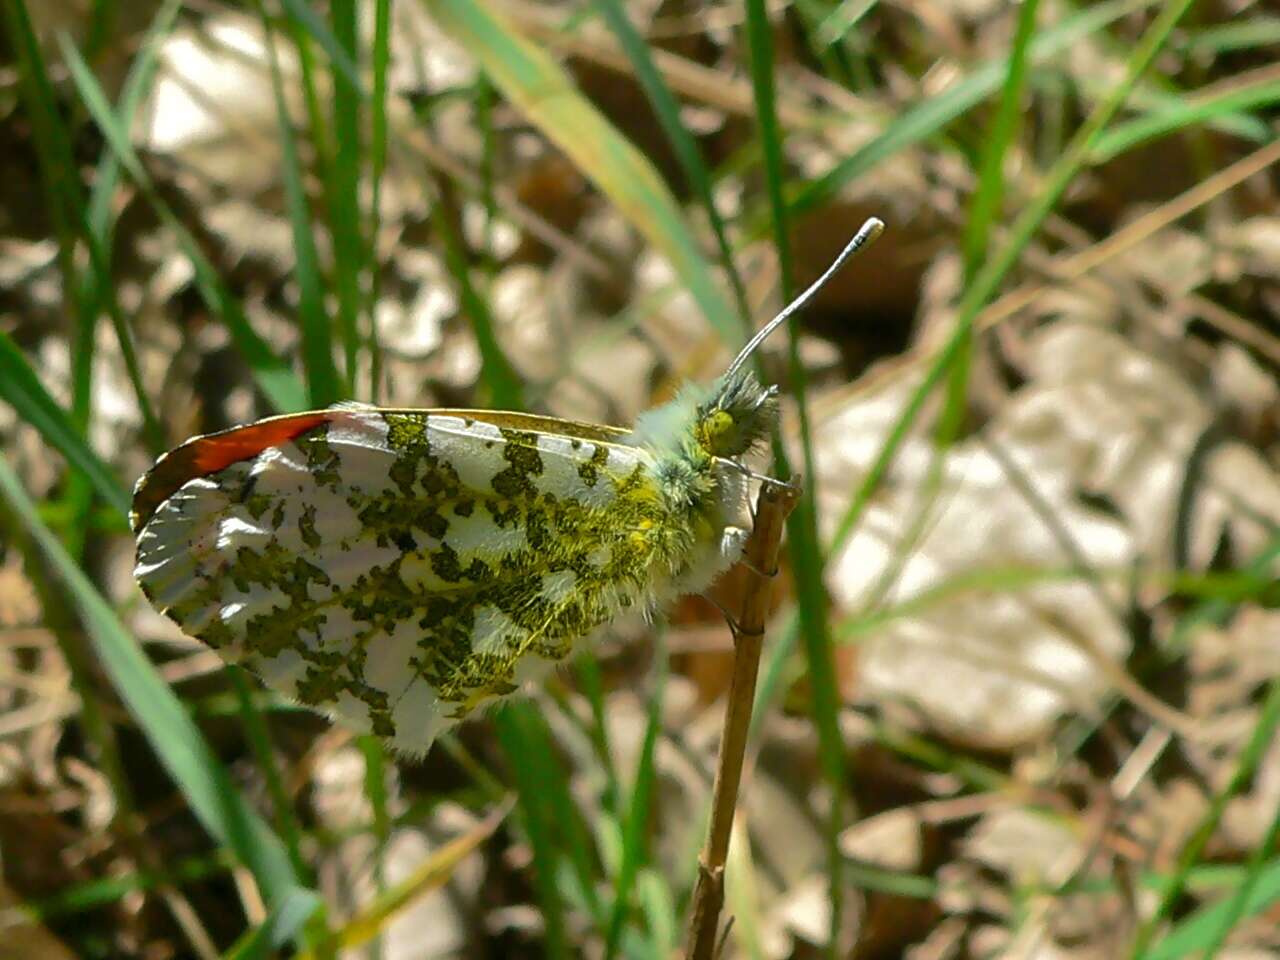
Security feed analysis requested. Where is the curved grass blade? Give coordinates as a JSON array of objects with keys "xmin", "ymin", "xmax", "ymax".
[
  {"xmin": 0, "ymin": 333, "xmax": 131, "ymax": 517},
  {"xmin": 1090, "ymin": 75, "xmax": 1280, "ymax": 163},
  {"xmin": 424, "ymin": 0, "xmax": 739, "ymax": 344},
  {"xmin": 828, "ymin": 0, "xmax": 1199, "ymax": 558},
  {"xmin": 1131, "ymin": 679, "xmax": 1280, "ymax": 957},
  {"xmin": 1140, "ymin": 860, "xmax": 1280, "ymax": 960},
  {"xmin": 226, "ymin": 887, "xmax": 324, "ymax": 960},
  {"xmin": 724, "ymin": 822, "xmax": 766, "ymax": 960},
  {"xmin": 638, "ymin": 870, "xmax": 677, "ymax": 959},
  {"xmin": 1181, "ymin": 16, "xmax": 1280, "ymax": 56},
  {"xmin": 300, "ymin": 800, "xmax": 511, "ymax": 957},
  {"xmin": 790, "ymin": 0, "xmax": 1156, "ymax": 220},
  {"xmin": 3, "ymin": 0, "xmax": 163, "ymax": 493},
  {"xmin": 594, "ymin": 0, "xmax": 751, "ymax": 338},
  {"xmin": 18, "ymin": 851, "xmax": 231, "ymax": 921},
  {"xmin": 961, "ymin": 0, "xmax": 1041, "ymax": 283},
  {"xmin": 1197, "ymin": 795, "xmax": 1280, "ymax": 958},
  {"xmin": 367, "ymin": 0, "xmax": 392, "ymax": 400},
  {"xmin": 58, "ymin": 35, "xmax": 307, "ymax": 414}
]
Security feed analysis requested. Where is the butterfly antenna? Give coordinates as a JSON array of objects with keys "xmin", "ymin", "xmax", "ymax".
[{"xmin": 724, "ymin": 216, "xmax": 885, "ymax": 380}]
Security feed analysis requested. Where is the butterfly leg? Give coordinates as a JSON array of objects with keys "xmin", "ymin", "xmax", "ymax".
[
  {"xmin": 732, "ymin": 527, "xmax": 778, "ymax": 578},
  {"xmin": 726, "ymin": 460, "xmax": 802, "ymax": 500},
  {"xmin": 697, "ymin": 590, "xmax": 762, "ymax": 644}
]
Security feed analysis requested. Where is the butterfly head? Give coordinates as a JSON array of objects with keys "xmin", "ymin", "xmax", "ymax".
[
  {"xmin": 694, "ymin": 369, "xmax": 778, "ymax": 459},
  {"xmin": 695, "ymin": 216, "xmax": 885, "ymax": 461},
  {"xmin": 628, "ymin": 218, "xmax": 885, "ymax": 469}
]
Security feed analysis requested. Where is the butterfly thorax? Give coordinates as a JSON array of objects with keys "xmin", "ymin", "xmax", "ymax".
[{"xmin": 624, "ymin": 368, "xmax": 777, "ymax": 595}]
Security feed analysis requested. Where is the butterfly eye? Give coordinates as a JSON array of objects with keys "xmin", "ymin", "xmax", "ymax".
[{"xmin": 701, "ymin": 410, "xmax": 736, "ymax": 454}]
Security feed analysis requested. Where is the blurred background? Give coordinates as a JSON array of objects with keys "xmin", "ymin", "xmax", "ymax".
[{"xmin": 1, "ymin": 0, "xmax": 1279, "ymax": 957}]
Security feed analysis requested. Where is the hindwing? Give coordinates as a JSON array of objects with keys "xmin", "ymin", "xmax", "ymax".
[{"xmin": 133, "ymin": 407, "xmax": 675, "ymax": 755}]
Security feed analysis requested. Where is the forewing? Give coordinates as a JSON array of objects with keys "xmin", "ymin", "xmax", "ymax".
[{"xmin": 134, "ymin": 408, "xmax": 658, "ymax": 754}]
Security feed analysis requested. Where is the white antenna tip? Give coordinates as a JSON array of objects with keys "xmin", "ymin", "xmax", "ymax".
[{"xmin": 851, "ymin": 217, "xmax": 885, "ymax": 250}]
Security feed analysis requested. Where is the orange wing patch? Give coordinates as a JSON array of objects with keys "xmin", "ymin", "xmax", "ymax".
[{"xmin": 130, "ymin": 411, "xmax": 331, "ymax": 531}]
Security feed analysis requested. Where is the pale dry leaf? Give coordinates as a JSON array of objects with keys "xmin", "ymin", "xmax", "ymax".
[
  {"xmin": 839, "ymin": 807, "xmax": 923, "ymax": 871},
  {"xmin": 815, "ymin": 317, "xmax": 1280, "ymax": 747}
]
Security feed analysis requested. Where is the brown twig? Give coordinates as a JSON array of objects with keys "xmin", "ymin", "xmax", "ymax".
[{"xmin": 685, "ymin": 478, "xmax": 799, "ymax": 960}]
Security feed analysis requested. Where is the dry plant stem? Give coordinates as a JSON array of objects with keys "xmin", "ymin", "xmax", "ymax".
[{"xmin": 686, "ymin": 479, "xmax": 799, "ymax": 960}]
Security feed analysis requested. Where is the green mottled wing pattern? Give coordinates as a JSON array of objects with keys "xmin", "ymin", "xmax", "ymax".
[{"xmin": 134, "ymin": 408, "xmax": 718, "ymax": 755}]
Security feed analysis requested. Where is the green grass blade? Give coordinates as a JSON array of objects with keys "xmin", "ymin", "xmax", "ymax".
[
  {"xmin": 358, "ymin": 733, "xmax": 391, "ymax": 960},
  {"xmin": 0, "ymin": 332, "xmax": 131, "ymax": 517},
  {"xmin": 638, "ymin": 870, "xmax": 677, "ymax": 959},
  {"xmin": 283, "ymin": 10, "xmax": 334, "ymax": 185},
  {"xmin": 1131, "ymin": 679, "xmax": 1280, "ymax": 957},
  {"xmin": 789, "ymin": 0, "xmax": 1155, "ymax": 220},
  {"xmin": 259, "ymin": 4, "xmax": 343, "ymax": 407},
  {"xmin": 743, "ymin": 0, "xmax": 846, "ymax": 951},
  {"xmin": 817, "ymin": 0, "xmax": 879, "ymax": 48},
  {"xmin": 1181, "ymin": 16, "xmax": 1280, "ymax": 55},
  {"xmin": 594, "ymin": 0, "xmax": 751, "ymax": 336},
  {"xmin": 1139, "ymin": 861, "xmax": 1280, "ymax": 960},
  {"xmin": 495, "ymin": 708, "xmax": 569, "ymax": 959},
  {"xmin": 1, "ymin": 0, "xmax": 110, "ymax": 526},
  {"xmin": 278, "ymin": 0, "xmax": 365, "ymax": 96},
  {"xmin": 836, "ymin": 564, "xmax": 1088, "ymax": 641},
  {"xmin": 84, "ymin": 228, "xmax": 167, "ymax": 454},
  {"xmin": 0, "ymin": 456, "xmax": 306, "ymax": 911},
  {"xmin": 941, "ymin": 0, "xmax": 1041, "ymax": 453},
  {"xmin": 2, "ymin": 0, "xmax": 86, "ymax": 303},
  {"xmin": 724, "ymin": 827, "xmax": 765, "ymax": 960},
  {"xmin": 307, "ymin": 802, "xmax": 510, "ymax": 956},
  {"xmin": 575, "ymin": 654, "xmax": 621, "ymax": 810},
  {"xmin": 604, "ymin": 651, "xmax": 665, "ymax": 960},
  {"xmin": 1167, "ymin": 534, "xmax": 1280, "ymax": 652},
  {"xmin": 229, "ymin": 669, "xmax": 311, "ymax": 884},
  {"xmin": 1090, "ymin": 76, "xmax": 1280, "ymax": 163},
  {"xmin": 367, "ymin": 0, "xmax": 392, "ymax": 401},
  {"xmin": 58, "ymin": 35, "xmax": 308, "ymax": 413},
  {"xmin": 510, "ymin": 704, "xmax": 604, "ymax": 923},
  {"xmin": 1199, "ymin": 791, "xmax": 1280, "ymax": 957},
  {"xmin": 433, "ymin": 191, "xmax": 525, "ymax": 409},
  {"xmin": 225, "ymin": 887, "xmax": 324, "ymax": 960},
  {"xmin": 844, "ymin": 861, "xmax": 939, "ymax": 899},
  {"xmin": 81, "ymin": 0, "xmax": 183, "ymax": 455},
  {"xmin": 68, "ymin": 3, "xmax": 182, "ymax": 453},
  {"xmin": 751, "ymin": 609, "xmax": 800, "ymax": 738},
  {"xmin": 1101, "ymin": 81, "xmax": 1271, "ymax": 144},
  {"xmin": 328, "ymin": 0, "xmax": 366, "ymax": 387},
  {"xmin": 18, "ymin": 852, "xmax": 232, "ymax": 921},
  {"xmin": 829, "ymin": 0, "xmax": 1198, "ymax": 558},
  {"xmin": 424, "ymin": 0, "xmax": 740, "ymax": 344},
  {"xmin": 961, "ymin": 0, "xmax": 1041, "ymax": 283}
]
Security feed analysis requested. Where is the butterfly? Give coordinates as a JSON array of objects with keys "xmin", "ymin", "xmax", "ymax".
[{"xmin": 132, "ymin": 219, "xmax": 883, "ymax": 756}]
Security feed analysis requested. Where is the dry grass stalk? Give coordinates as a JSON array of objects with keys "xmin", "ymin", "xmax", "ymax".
[{"xmin": 685, "ymin": 477, "xmax": 799, "ymax": 960}]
